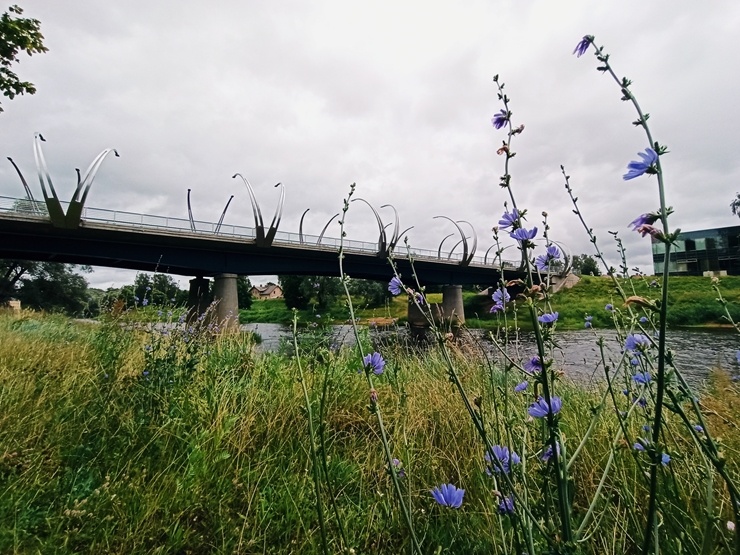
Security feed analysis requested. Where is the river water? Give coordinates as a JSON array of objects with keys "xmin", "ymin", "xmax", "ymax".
[{"xmin": 241, "ymin": 323, "xmax": 740, "ymax": 387}]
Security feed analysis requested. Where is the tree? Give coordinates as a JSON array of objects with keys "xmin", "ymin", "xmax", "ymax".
[
  {"xmin": 571, "ymin": 254, "xmax": 601, "ymax": 276},
  {"xmin": 731, "ymin": 193, "xmax": 740, "ymax": 218},
  {"xmin": 0, "ymin": 5, "xmax": 47, "ymax": 113},
  {"xmin": 236, "ymin": 275, "xmax": 253, "ymax": 310},
  {"xmin": 279, "ymin": 275, "xmax": 310, "ymax": 310},
  {"xmin": 278, "ymin": 275, "xmax": 341, "ymax": 311},
  {"xmin": 347, "ymin": 278, "xmax": 388, "ymax": 308}
]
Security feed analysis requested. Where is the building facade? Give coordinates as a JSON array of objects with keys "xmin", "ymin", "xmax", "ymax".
[{"xmin": 652, "ymin": 225, "xmax": 740, "ymax": 275}]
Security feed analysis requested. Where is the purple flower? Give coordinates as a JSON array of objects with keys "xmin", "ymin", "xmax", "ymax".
[
  {"xmin": 485, "ymin": 445, "xmax": 521, "ymax": 475},
  {"xmin": 632, "ymin": 371, "xmax": 651, "ymax": 385},
  {"xmin": 639, "ymin": 316, "xmax": 648, "ymax": 324},
  {"xmin": 490, "ymin": 286, "xmax": 510, "ymax": 313},
  {"xmin": 415, "ymin": 292, "xmax": 426, "ymax": 306},
  {"xmin": 497, "ymin": 495, "xmax": 515, "ymax": 515},
  {"xmin": 584, "ymin": 315, "xmax": 593, "ymax": 329},
  {"xmin": 388, "ymin": 276, "xmax": 403, "ymax": 296},
  {"xmin": 573, "ymin": 35, "xmax": 591, "ymax": 57},
  {"xmin": 528, "ymin": 396, "xmax": 562, "ymax": 418},
  {"xmin": 541, "ymin": 441, "xmax": 561, "ymax": 462},
  {"xmin": 694, "ymin": 425, "xmax": 704, "ymax": 433},
  {"xmin": 514, "ymin": 381, "xmax": 528, "ymax": 392},
  {"xmin": 633, "ymin": 442, "xmax": 645, "ymax": 451},
  {"xmin": 392, "ymin": 458, "xmax": 406, "ymax": 478},
  {"xmin": 362, "ymin": 352, "xmax": 386, "ymax": 375},
  {"xmin": 629, "ymin": 212, "xmax": 660, "ymax": 231},
  {"xmin": 625, "ymin": 333, "xmax": 650, "ymax": 352},
  {"xmin": 498, "ymin": 208, "xmax": 519, "ymax": 230},
  {"xmin": 605, "ymin": 304, "xmax": 613, "ymax": 311},
  {"xmin": 510, "ymin": 227, "xmax": 538, "ymax": 242},
  {"xmin": 538, "ymin": 312, "xmax": 559, "ymax": 325},
  {"xmin": 524, "ymin": 355, "xmax": 543, "ymax": 373},
  {"xmin": 623, "ymin": 148, "xmax": 659, "ymax": 181},
  {"xmin": 661, "ymin": 453, "xmax": 671, "ymax": 466},
  {"xmin": 491, "ymin": 109, "xmax": 509, "ymax": 130},
  {"xmin": 142, "ymin": 298, "xmax": 149, "ymax": 307},
  {"xmin": 534, "ymin": 244, "xmax": 561, "ymax": 271},
  {"xmin": 431, "ymin": 484, "xmax": 464, "ymax": 508}
]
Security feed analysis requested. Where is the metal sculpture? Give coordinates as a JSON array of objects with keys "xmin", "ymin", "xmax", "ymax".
[
  {"xmin": 299, "ymin": 208, "xmax": 340, "ymax": 246},
  {"xmin": 25, "ymin": 133, "xmax": 119, "ymax": 229},
  {"xmin": 432, "ymin": 216, "xmax": 477, "ymax": 266},
  {"xmin": 187, "ymin": 189, "xmax": 234, "ymax": 234},
  {"xmin": 351, "ymin": 198, "xmax": 387, "ymax": 255},
  {"xmin": 232, "ymin": 173, "xmax": 284, "ymax": 247},
  {"xmin": 7, "ymin": 157, "xmax": 42, "ymax": 213}
]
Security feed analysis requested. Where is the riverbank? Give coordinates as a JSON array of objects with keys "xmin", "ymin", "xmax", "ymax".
[{"xmin": 0, "ymin": 311, "xmax": 738, "ymax": 553}]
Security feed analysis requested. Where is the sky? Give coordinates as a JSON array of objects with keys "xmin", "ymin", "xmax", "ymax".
[{"xmin": 2, "ymin": 0, "xmax": 739, "ymax": 290}]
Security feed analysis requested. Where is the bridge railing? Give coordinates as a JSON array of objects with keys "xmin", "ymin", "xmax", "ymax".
[{"xmin": 0, "ymin": 195, "xmax": 519, "ymax": 268}]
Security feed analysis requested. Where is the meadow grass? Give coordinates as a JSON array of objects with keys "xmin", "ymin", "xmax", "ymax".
[{"xmin": 0, "ymin": 310, "xmax": 738, "ymax": 553}]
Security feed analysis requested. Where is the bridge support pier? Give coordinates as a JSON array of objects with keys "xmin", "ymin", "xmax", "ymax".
[
  {"xmin": 212, "ymin": 273, "xmax": 239, "ymax": 330},
  {"xmin": 187, "ymin": 276, "xmax": 211, "ymax": 321},
  {"xmin": 407, "ymin": 284, "xmax": 465, "ymax": 331}
]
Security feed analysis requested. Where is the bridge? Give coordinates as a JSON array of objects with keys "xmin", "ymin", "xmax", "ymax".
[{"xmin": 0, "ymin": 136, "xmax": 539, "ymax": 327}]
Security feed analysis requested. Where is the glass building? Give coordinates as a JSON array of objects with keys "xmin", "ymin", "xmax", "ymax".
[{"xmin": 652, "ymin": 225, "xmax": 740, "ymax": 275}]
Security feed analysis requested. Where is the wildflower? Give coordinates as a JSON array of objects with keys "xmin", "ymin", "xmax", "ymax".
[
  {"xmin": 524, "ymin": 355, "xmax": 543, "ymax": 373},
  {"xmin": 538, "ymin": 312, "xmax": 559, "ymax": 325},
  {"xmin": 639, "ymin": 316, "xmax": 648, "ymax": 323},
  {"xmin": 497, "ymin": 495, "xmax": 515, "ymax": 515},
  {"xmin": 623, "ymin": 148, "xmax": 659, "ymax": 180},
  {"xmin": 491, "ymin": 109, "xmax": 509, "ymax": 130},
  {"xmin": 661, "ymin": 453, "xmax": 671, "ymax": 466},
  {"xmin": 134, "ymin": 296, "xmax": 140, "ymax": 303},
  {"xmin": 490, "ymin": 287, "xmax": 510, "ymax": 313},
  {"xmin": 541, "ymin": 442, "xmax": 561, "ymax": 462},
  {"xmin": 636, "ymin": 397, "xmax": 647, "ymax": 408},
  {"xmin": 498, "ymin": 208, "xmax": 519, "ymax": 230},
  {"xmin": 431, "ymin": 484, "xmax": 464, "ymax": 508},
  {"xmin": 142, "ymin": 298, "xmax": 149, "ymax": 307},
  {"xmin": 535, "ymin": 244, "xmax": 561, "ymax": 271},
  {"xmin": 415, "ymin": 292, "xmax": 426, "ymax": 306},
  {"xmin": 625, "ymin": 333, "xmax": 650, "ymax": 352},
  {"xmin": 634, "ymin": 224, "xmax": 660, "ymax": 238},
  {"xmin": 510, "ymin": 227, "xmax": 538, "ymax": 242},
  {"xmin": 142, "ymin": 371, "xmax": 150, "ymax": 377},
  {"xmin": 362, "ymin": 352, "xmax": 386, "ymax": 375},
  {"xmin": 573, "ymin": 35, "xmax": 592, "ymax": 57},
  {"xmin": 605, "ymin": 304, "xmax": 613, "ymax": 311},
  {"xmin": 392, "ymin": 458, "xmax": 406, "ymax": 478},
  {"xmin": 388, "ymin": 276, "xmax": 403, "ymax": 296},
  {"xmin": 633, "ymin": 371, "xmax": 651, "ymax": 385},
  {"xmin": 630, "ymin": 358, "xmax": 640, "ymax": 366},
  {"xmin": 728, "ymin": 521, "xmax": 736, "ymax": 532},
  {"xmin": 528, "ymin": 396, "xmax": 562, "ymax": 419},
  {"xmin": 369, "ymin": 388, "xmax": 378, "ymax": 404},
  {"xmin": 514, "ymin": 381, "xmax": 528, "ymax": 393},
  {"xmin": 584, "ymin": 315, "xmax": 593, "ymax": 329},
  {"xmin": 633, "ymin": 442, "xmax": 645, "ymax": 451},
  {"xmin": 694, "ymin": 425, "xmax": 704, "ymax": 433},
  {"xmin": 485, "ymin": 445, "xmax": 521, "ymax": 474}
]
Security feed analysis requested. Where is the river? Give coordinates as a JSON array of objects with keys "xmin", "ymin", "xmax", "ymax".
[{"xmin": 241, "ymin": 323, "xmax": 740, "ymax": 387}]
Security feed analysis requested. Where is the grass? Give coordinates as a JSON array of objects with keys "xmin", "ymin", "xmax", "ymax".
[{"xmin": 0, "ymin": 310, "xmax": 738, "ymax": 553}]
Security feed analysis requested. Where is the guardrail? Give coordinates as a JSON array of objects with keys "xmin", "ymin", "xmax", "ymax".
[{"xmin": 0, "ymin": 195, "xmax": 518, "ymax": 269}]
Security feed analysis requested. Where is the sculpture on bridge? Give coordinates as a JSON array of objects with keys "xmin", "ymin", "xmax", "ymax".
[
  {"xmin": 187, "ymin": 188, "xmax": 234, "ymax": 234},
  {"xmin": 232, "ymin": 173, "xmax": 284, "ymax": 247}
]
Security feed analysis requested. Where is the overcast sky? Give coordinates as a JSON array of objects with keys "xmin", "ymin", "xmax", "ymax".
[{"xmin": 2, "ymin": 1, "xmax": 739, "ymax": 289}]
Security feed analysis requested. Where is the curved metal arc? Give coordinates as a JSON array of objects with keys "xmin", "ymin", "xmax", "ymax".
[
  {"xmin": 263, "ymin": 182, "xmax": 285, "ymax": 246},
  {"xmin": 433, "ymin": 215, "xmax": 469, "ymax": 265},
  {"xmin": 215, "ymin": 195, "xmax": 234, "ymax": 234},
  {"xmin": 447, "ymin": 236, "xmax": 470, "ymax": 260},
  {"xmin": 317, "ymin": 213, "xmax": 340, "ymax": 245},
  {"xmin": 437, "ymin": 233, "xmax": 454, "ymax": 259},
  {"xmin": 32, "ymin": 134, "xmax": 65, "ymax": 226},
  {"xmin": 299, "ymin": 208, "xmax": 310, "ymax": 244},
  {"xmin": 380, "ymin": 203, "xmax": 400, "ymax": 249},
  {"xmin": 7, "ymin": 157, "xmax": 38, "ymax": 206},
  {"xmin": 187, "ymin": 189, "xmax": 196, "ymax": 232},
  {"xmin": 456, "ymin": 220, "xmax": 478, "ymax": 266},
  {"xmin": 351, "ymin": 197, "xmax": 387, "ymax": 254},
  {"xmin": 233, "ymin": 173, "xmax": 265, "ymax": 243},
  {"xmin": 76, "ymin": 148, "xmax": 120, "ymax": 205}
]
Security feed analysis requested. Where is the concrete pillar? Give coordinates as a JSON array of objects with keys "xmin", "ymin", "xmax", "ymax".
[
  {"xmin": 187, "ymin": 276, "xmax": 211, "ymax": 321},
  {"xmin": 212, "ymin": 273, "xmax": 239, "ymax": 330},
  {"xmin": 441, "ymin": 284, "xmax": 465, "ymax": 326}
]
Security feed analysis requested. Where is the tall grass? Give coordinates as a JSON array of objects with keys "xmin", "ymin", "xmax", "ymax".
[{"xmin": 0, "ymin": 310, "xmax": 737, "ymax": 553}]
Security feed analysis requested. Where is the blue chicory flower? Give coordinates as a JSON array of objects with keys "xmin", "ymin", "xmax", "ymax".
[
  {"xmin": 605, "ymin": 304, "xmax": 613, "ymax": 311},
  {"xmin": 431, "ymin": 483, "xmax": 465, "ymax": 508},
  {"xmin": 633, "ymin": 442, "xmax": 645, "ymax": 451},
  {"xmin": 538, "ymin": 312, "xmax": 559, "ymax": 325},
  {"xmin": 388, "ymin": 276, "xmax": 403, "ymax": 296},
  {"xmin": 528, "ymin": 396, "xmax": 562, "ymax": 419},
  {"xmin": 584, "ymin": 315, "xmax": 593, "ymax": 329},
  {"xmin": 510, "ymin": 227, "xmax": 538, "ymax": 242},
  {"xmin": 524, "ymin": 355, "xmax": 543, "ymax": 373},
  {"xmin": 661, "ymin": 453, "xmax": 671, "ymax": 466},
  {"xmin": 491, "ymin": 109, "xmax": 509, "ymax": 130},
  {"xmin": 485, "ymin": 445, "xmax": 521, "ymax": 475},
  {"xmin": 694, "ymin": 425, "xmax": 704, "ymax": 433},
  {"xmin": 490, "ymin": 286, "xmax": 511, "ymax": 313},
  {"xmin": 639, "ymin": 316, "xmax": 648, "ymax": 323},
  {"xmin": 392, "ymin": 458, "xmax": 406, "ymax": 478},
  {"xmin": 573, "ymin": 35, "xmax": 591, "ymax": 57},
  {"xmin": 541, "ymin": 441, "xmax": 561, "ymax": 462},
  {"xmin": 498, "ymin": 208, "xmax": 519, "ymax": 230},
  {"xmin": 514, "ymin": 381, "xmax": 528, "ymax": 392},
  {"xmin": 362, "ymin": 352, "xmax": 386, "ymax": 375},
  {"xmin": 535, "ymin": 244, "xmax": 561, "ymax": 271},
  {"xmin": 633, "ymin": 371, "xmax": 651, "ymax": 385},
  {"xmin": 623, "ymin": 148, "xmax": 659, "ymax": 180},
  {"xmin": 497, "ymin": 495, "xmax": 515, "ymax": 515},
  {"xmin": 625, "ymin": 333, "xmax": 650, "ymax": 352}
]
